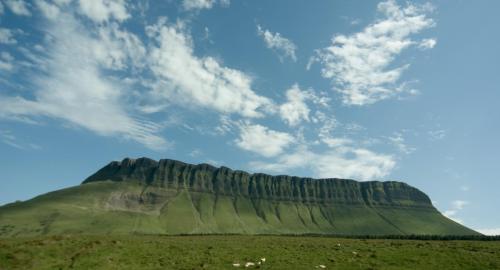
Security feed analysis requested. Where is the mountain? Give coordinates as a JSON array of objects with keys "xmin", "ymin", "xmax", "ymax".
[{"xmin": 0, "ymin": 157, "xmax": 478, "ymax": 236}]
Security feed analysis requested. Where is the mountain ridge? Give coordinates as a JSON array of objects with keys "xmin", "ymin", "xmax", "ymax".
[
  {"xmin": 0, "ymin": 157, "xmax": 479, "ymax": 236},
  {"xmin": 83, "ymin": 157, "xmax": 433, "ymax": 208}
]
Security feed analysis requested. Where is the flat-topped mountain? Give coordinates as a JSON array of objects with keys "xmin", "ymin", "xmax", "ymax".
[{"xmin": 0, "ymin": 157, "xmax": 478, "ymax": 236}]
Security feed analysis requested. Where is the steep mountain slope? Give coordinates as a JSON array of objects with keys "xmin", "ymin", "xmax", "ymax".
[{"xmin": 0, "ymin": 158, "xmax": 478, "ymax": 236}]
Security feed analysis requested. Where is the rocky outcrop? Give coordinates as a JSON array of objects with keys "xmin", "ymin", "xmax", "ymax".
[{"xmin": 83, "ymin": 157, "xmax": 432, "ymax": 209}]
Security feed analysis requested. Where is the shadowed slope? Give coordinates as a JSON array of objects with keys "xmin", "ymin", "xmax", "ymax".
[{"xmin": 0, "ymin": 158, "xmax": 478, "ymax": 236}]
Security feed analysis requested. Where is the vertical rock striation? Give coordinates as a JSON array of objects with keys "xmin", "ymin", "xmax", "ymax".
[{"xmin": 83, "ymin": 157, "xmax": 432, "ymax": 208}]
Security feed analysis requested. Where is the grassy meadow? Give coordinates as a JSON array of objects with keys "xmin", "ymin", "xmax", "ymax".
[{"xmin": 1, "ymin": 235, "xmax": 499, "ymax": 269}]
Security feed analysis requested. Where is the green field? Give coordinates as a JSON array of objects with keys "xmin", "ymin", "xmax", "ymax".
[{"xmin": 1, "ymin": 235, "xmax": 499, "ymax": 269}]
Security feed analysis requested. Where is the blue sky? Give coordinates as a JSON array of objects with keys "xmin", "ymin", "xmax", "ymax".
[{"xmin": 0, "ymin": 0, "xmax": 499, "ymax": 235}]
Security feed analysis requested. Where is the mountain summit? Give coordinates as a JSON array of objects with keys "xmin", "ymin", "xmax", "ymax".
[{"xmin": 0, "ymin": 158, "xmax": 478, "ymax": 236}]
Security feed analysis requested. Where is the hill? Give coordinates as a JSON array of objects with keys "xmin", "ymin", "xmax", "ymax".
[{"xmin": 0, "ymin": 157, "xmax": 478, "ymax": 236}]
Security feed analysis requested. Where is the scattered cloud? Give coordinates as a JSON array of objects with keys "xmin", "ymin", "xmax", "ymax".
[
  {"xmin": 312, "ymin": 0, "xmax": 435, "ymax": 105},
  {"xmin": 77, "ymin": 0, "xmax": 130, "ymax": 23},
  {"xmin": 189, "ymin": 149, "xmax": 203, "ymax": 157},
  {"xmin": 477, "ymin": 228, "xmax": 500, "ymax": 236},
  {"xmin": 460, "ymin": 185, "xmax": 470, "ymax": 192},
  {"xmin": 250, "ymin": 132, "xmax": 395, "ymax": 181},
  {"xmin": 4, "ymin": 0, "xmax": 31, "ymax": 16},
  {"xmin": 251, "ymin": 142, "xmax": 395, "ymax": 181},
  {"xmin": 215, "ymin": 115, "xmax": 237, "ymax": 135},
  {"xmin": 428, "ymin": 129, "xmax": 446, "ymax": 141},
  {"xmin": 182, "ymin": 0, "xmax": 229, "ymax": 11},
  {"xmin": 0, "ymin": 129, "xmax": 40, "ymax": 150},
  {"xmin": 350, "ymin": 19, "xmax": 362, "ymax": 25},
  {"xmin": 0, "ymin": 28, "xmax": 17, "ymax": 44},
  {"xmin": 443, "ymin": 200, "xmax": 469, "ymax": 224},
  {"xmin": 418, "ymin": 38, "xmax": 437, "ymax": 50},
  {"xmin": 35, "ymin": 0, "xmax": 60, "ymax": 20},
  {"xmin": 279, "ymin": 84, "xmax": 311, "ymax": 126},
  {"xmin": 257, "ymin": 25, "xmax": 297, "ymax": 62},
  {"xmin": 235, "ymin": 122, "xmax": 295, "ymax": 158},
  {"xmin": 146, "ymin": 19, "xmax": 274, "ymax": 118},
  {"xmin": 0, "ymin": 52, "xmax": 15, "ymax": 72},
  {"xmin": 0, "ymin": 13, "xmax": 167, "ymax": 150},
  {"xmin": 388, "ymin": 132, "xmax": 416, "ymax": 154}
]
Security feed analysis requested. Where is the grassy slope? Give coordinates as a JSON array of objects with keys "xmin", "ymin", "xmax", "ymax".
[
  {"xmin": 1, "ymin": 235, "xmax": 499, "ymax": 270},
  {"xmin": 0, "ymin": 181, "xmax": 477, "ymax": 236}
]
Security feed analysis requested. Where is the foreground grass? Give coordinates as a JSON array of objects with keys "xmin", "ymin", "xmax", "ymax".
[{"xmin": 0, "ymin": 235, "xmax": 499, "ymax": 269}]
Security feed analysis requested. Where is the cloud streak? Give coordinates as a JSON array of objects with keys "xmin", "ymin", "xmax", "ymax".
[
  {"xmin": 147, "ymin": 19, "xmax": 274, "ymax": 118},
  {"xmin": 257, "ymin": 25, "xmax": 297, "ymax": 62},
  {"xmin": 0, "ymin": 13, "xmax": 167, "ymax": 150}
]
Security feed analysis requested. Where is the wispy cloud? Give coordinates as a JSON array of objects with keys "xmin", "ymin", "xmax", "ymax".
[
  {"xmin": 182, "ymin": 0, "xmax": 229, "ymax": 11},
  {"xmin": 250, "ymin": 143, "xmax": 395, "ymax": 181},
  {"xmin": 0, "ymin": 13, "xmax": 168, "ymax": 150},
  {"xmin": 257, "ymin": 25, "xmax": 297, "ymax": 62},
  {"xmin": 0, "ymin": 129, "xmax": 40, "ymax": 150},
  {"xmin": 5, "ymin": 0, "xmax": 31, "ymax": 16},
  {"xmin": 0, "ymin": 52, "xmax": 15, "ymax": 72},
  {"xmin": 388, "ymin": 131, "xmax": 416, "ymax": 154},
  {"xmin": 77, "ymin": 0, "xmax": 130, "ymax": 23},
  {"xmin": 428, "ymin": 129, "xmax": 446, "ymax": 141},
  {"xmin": 312, "ymin": 0, "xmax": 435, "ymax": 105},
  {"xmin": 443, "ymin": 200, "xmax": 469, "ymax": 224},
  {"xmin": 418, "ymin": 38, "xmax": 437, "ymax": 50},
  {"xmin": 34, "ymin": 0, "xmax": 60, "ymax": 20},
  {"xmin": 0, "ymin": 28, "xmax": 17, "ymax": 44},
  {"xmin": 250, "ymin": 131, "xmax": 395, "ymax": 181},
  {"xmin": 146, "ymin": 19, "xmax": 274, "ymax": 118}
]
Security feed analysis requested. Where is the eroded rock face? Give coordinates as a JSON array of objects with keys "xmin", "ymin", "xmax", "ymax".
[{"xmin": 83, "ymin": 157, "xmax": 432, "ymax": 208}]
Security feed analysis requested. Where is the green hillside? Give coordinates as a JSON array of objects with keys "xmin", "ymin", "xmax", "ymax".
[{"xmin": 0, "ymin": 158, "xmax": 478, "ymax": 236}]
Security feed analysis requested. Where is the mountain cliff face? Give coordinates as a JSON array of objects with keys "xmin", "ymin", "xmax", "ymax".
[
  {"xmin": 0, "ymin": 158, "xmax": 479, "ymax": 236},
  {"xmin": 84, "ymin": 158, "xmax": 432, "ymax": 208}
]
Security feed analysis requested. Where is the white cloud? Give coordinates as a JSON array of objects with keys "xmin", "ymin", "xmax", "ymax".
[
  {"xmin": 0, "ymin": 14, "xmax": 167, "ymax": 150},
  {"xmin": 182, "ymin": 0, "xmax": 229, "ymax": 11},
  {"xmin": 53, "ymin": 0, "xmax": 71, "ymax": 6},
  {"xmin": 477, "ymin": 228, "xmax": 500, "ymax": 236},
  {"xmin": 279, "ymin": 84, "xmax": 311, "ymax": 126},
  {"xmin": 257, "ymin": 25, "xmax": 297, "ymax": 62},
  {"xmin": 428, "ymin": 129, "xmax": 446, "ymax": 141},
  {"xmin": 96, "ymin": 22, "xmax": 147, "ymax": 70},
  {"xmin": 0, "ymin": 129, "xmax": 23, "ymax": 149},
  {"xmin": 388, "ymin": 132, "xmax": 416, "ymax": 154},
  {"xmin": 0, "ymin": 28, "xmax": 16, "ymax": 44},
  {"xmin": 321, "ymin": 137, "xmax": 353, "ymax": 148},
  {"xmin": 251, "ymin": 143, "xmax": 395, "ymax": 181},
  {"xmin": 0, "ymin": 129, "xmax": 40, "ymax": 150},
  {"xmin": 0, "ymin": 52, "xmax": 14, "ymax": 71},
  {"xmin": 5, "ymin": 0, "xmax": 31, "ymax": 16},
  {"xmin": 250, "ymin": 134, "xmax": 395, "ymax": 181},
  {"xmin": 443, "ymin": 200, "xmax": 469, "ymax": 224},
  {"xmin": 215, "ymin": 115, "xmax": 236, "ymax": 135},
  {"xmin": 314, "ymin": 0, "xmax": 435, "ymax": 105},
  {"xmin": 35, "ymin": 0, "xmax": 60, "ymax": 20},
  {"xmin": 418, "ymin": 38, "xmax": 437, "ymax": 50},
  {"xmin": 78, "ymin": 0, "xmax": 130, "ymax": 23},
  {"xmin": 235, "ymin": 123, "xmax": 295, "ymax": 158},
  {"xmin": 146, "ymin": 19, "xmax": 274, "ymax": 118}
]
